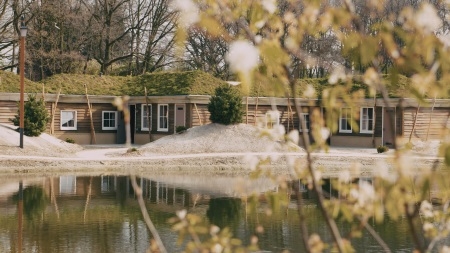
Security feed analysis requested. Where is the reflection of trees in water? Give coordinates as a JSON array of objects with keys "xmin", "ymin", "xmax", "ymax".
[
  {"xmin": 207, "ymin": 197, "xmax": 241, "ymax": 229},
  {"xmin": 13, "ymin": 186, "xmax": 49, "ymax": 220}
]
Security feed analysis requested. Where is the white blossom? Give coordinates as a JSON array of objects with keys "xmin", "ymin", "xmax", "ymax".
[
  {"xmin": 288, "ymin": 130, "xmax": 299, "ymax": 144},
  {"xmin": 374, "ymin": 161, "xmax": 397, "ymax": 183},
  {"xmin": 285, "ymin": 37, "xmax": 297, "ymax": 51},
  {"xmin": 176, "ymin": 209, "xmax": 187, "ymax": 219},
  {"xmin": 226, "ymin": 40, "xmax": 260, "ymax": 74},
  {"xmin": 441, "ymin": 246, "xmax": 450, "ymax": 253},
  {"xmin": 328, "ymin": 65, "xmax": 346, "ymax": 84},
  {"xmin": 271, "ymin": 124, "xmax": 286, "ymax": 140},
  {"xmin": 391, "ymin": 50, "xmax": 400, "ymax": 59},
  {"xmin": 339, "ymin": 169, "xmax": 351, "ymax": 183},
  {"xmin": 269, "ymin": 152, "xmax": 280, "ymax": 162},
  {"xmin": 420, "ymin": 200, "xmax": 434, "ymax": 218},
  {"xmin": 171, "ymin": 0, "xmax": 199, "ymax": 28},
  {"xmin": 243, "ymin": 154, "xmax": 259, "ymax": 170},
  {"xmin": 255, "ymin": 20, "xmax": 266, "ymax": 29},
  {"xmin": 357, "ymin": 181, "xmax": 376, "ymax": 206},
  {"xmin": 415, "ymin": 3, "xmax": 442, "ymax": 33},
  {"xmin": 439, "ymin": 34, "xmax": 450, "ymax": 48},
  {"xmin": 261, "ymin": 0, "xmax": 277, "ymax": 14},
  {"xmin": 254, "ymin": 35, "xmax": 263, "ymax": 44},
  {"xmin": 320, "ymin": 127, "xmax": 330, "ymax": 141},
  {"xmin": 423, "ymin": 221, "xmax": 434, "ymax": 232},
  {"xmin": 350, "ymin": 188, "xmax": 359, "ymax": 200},
  {"xmin": 313, "ymin": 170, "xmax": 322, "ymax": 183},
  {"xmin": 304, "ymin": 84, "xmax": 316, "ymax": 98},
  {"xmin": 286, "ymin": 155, "xmax": 297, "ymax": 168},
  {"xmin": 210, "ymin": 225, "xmax": 220, "ymax": 236},
  {"xmin": 212, "ymin": 243, "xmax": 223, "ymax": 253}
]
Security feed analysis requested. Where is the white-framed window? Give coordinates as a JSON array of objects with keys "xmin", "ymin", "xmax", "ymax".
[
  {"xmin": 102, "ymin": 111, "xmax": 118, "ymax": 130},
  {"xmin": 157, "ymin": 104, "xmax": 169, "ymax": 132},
  {"xmin": 339, "ymin": 108, "xmax": 352, "ymax": 133},
  {"xmin": 60, "ymin": 110, "xmax": 77, "ymax": 130},
  {"xmin": 101, "ymin": 176, "xmax": 116, "ymax": 193},
  {"xmin": 360, "ymin": 107, "xmax": 374, "ymax": 133},
  {"xmin": 265, "ymin": 110, "xmax": 280, "ymax": 128},
  {"xmin": 300, "ymin": 113, "xmax": 310, "ymax": 132},
  {"xmin": 60, "ymin": 176, "xmax": 76, "ymax": 194},
  {"xmin": 141, "ymin": 104, "xmax": 152, "ymax": 131}
]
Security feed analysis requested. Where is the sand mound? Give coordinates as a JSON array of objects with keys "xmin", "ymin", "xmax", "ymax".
[
  {"xmin": 0, "ymin": 123, "xmax": 82, "ymax": 157},
  {"xmin": 139, "ymin": 123, "xmax": 303, "ymax": 155}
]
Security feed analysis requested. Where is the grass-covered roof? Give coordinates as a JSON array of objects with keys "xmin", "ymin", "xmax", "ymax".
[
  {"xmin": 0, "ymin": 70, "xmax": 447, "ymax": 99},
  {"xmin": 39, "ymin": 73, "xmax": 133, "ymax": 95},
  {"xmin": 294, "ymin": 74, "xmax": 412, "ymax": 99},
  {"xmin": 0, "ymin": 70, "xmax": 41, "ymax": 93},
  {"xmin": 122, "ymin": 70, "xmax": 228, "ymax": 96}
]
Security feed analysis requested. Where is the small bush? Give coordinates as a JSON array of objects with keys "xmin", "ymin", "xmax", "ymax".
[
  {"xmin": 207, "ymin": 85, "xmax": 244, "ymax": 125},
  {"xmin": 377, "ymin": 145, "xmax": 389, "ymax": 153},
  {"xmin": 65, "ymin": 138, "xmax": 75, "ymax": 144},
  {"xmin": 176, "ymin": 126, "xmax": 188, "ymax": 133},
  {"xmin": 127, "ymin": 147, "xmax": 138, "ymax": 153},
  {"xmin": 10, "ymin": 94, "xmax": 49, "ymax": 137},
  {"xmin": 405, "ymin": 142, "xmax": 414, "ymax": 150}
]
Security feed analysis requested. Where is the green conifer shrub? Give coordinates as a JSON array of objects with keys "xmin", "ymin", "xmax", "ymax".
[
  {"xmin": 207, "ymin": 85, "xmax": 244, "ymax": 125},
  {"xmin": 10, "ymin": 94, "xmax": 49, "ymax": 137}
]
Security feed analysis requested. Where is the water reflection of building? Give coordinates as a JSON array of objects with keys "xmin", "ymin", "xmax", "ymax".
[
  {"xmin": 0, "ymin": 175, "xmax": 421, "ymax": 253},
  {"xmin": 42, "ymin": 176, "xmax": 209, "ymax": 210}
]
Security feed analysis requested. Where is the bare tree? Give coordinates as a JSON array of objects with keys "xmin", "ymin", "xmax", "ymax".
[
  {"xmin": 25, "ymin": 0, "xmax": 87, "ymax": 80},
  {"xmin": 130, "ymin": 0, "xmax": 177, "ymax": 75},
  {"xmin": 81, "ymin": 0, "xmax": 133, "ymax": 75},
  {"xmin": 184, "ymin": 27, "xmax": 232, "ymax": 79}
]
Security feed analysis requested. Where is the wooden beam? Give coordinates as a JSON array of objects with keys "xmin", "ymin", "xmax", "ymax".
[
  {"xmin": 194, "ymin": 103, "xmax": 202, "ymax": 125},
  {"xmin": 50, "ymin": 88, "xmax": 61, "ymax": 135},
  {"xmin": 145, "ymin": 87, "xmax": 152, "ymax": 142},
  {"xmin": 426, "ymin": 97, "xmax": 436, "ymax": 141},
  {"xmin": 84, "ymin": 84, "xmax": 96, "ymax": 144}
]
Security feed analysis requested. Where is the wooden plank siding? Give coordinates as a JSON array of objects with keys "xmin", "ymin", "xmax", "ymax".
[
  {"xmin": 0, "ymin": 101, "xmax": 18, "ymax": 124},
  {"xmin": 403, "ymin": 107, "xmax": 450, "ymax": 139},
  {"xmin": 187, "ymin": 103, "xmax": 303, "ymax": 132},
  {"xmin": 2, "ymin": 93, "xmax": 450, "ymax": 146},
  {"xmin": 190, "ymin": 104, "xmax": 210, "ymax": 126},
  {"xmin": 1, "ymin": 100, "xmax": 52, "ymax": 127},
  {"xmin": 51, "ymin": 103, "xmax": 118, "ymax": 134}
]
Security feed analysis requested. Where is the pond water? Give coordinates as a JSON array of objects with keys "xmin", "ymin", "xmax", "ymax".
[{"xmin": 0, "ymin": 173, "xmax": 439, "ymax": 252}]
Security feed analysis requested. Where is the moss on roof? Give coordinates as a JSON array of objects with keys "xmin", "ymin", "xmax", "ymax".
[
  {"xmin": 1, "ymin": 70, "xmax": 447, "ymax": 99},
  {"xmin": 294, "ymin": 74, "xmax": 415, "ymax": 99},
  {"xmin": 122, "ymin": 70, "xmax": 228, "ymax": 96},
  {"xmin": 39, "ymin": 73, "xmax": 133, "ymax": 95},
  {"xmin": 0, "ymin": 71, "xmax": 41, "ymax": 93}
]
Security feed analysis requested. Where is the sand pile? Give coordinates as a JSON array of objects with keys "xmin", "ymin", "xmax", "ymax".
[
  {"xmin": 0, "ymin": 123, "xmax": 82, "ymax": 157},
  {"xmin": 138, "ymin": 123, "xmax": 303, "ymax": 155}
]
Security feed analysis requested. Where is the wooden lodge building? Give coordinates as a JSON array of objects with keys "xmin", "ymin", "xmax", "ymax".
[{"xmin": 0, "ymin": 70, "xmax": 449, "ymax": 148}]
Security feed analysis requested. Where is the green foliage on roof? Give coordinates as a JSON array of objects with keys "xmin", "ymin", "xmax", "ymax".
[
  {"xmin": 38, "ymin": 73, "xmax": 133, "ymax": 95},
  {"xmin": 122, "ymin": 70, "xmax": 228, "ymax": 96},
  {"xmin": 1, "ymin": 70, "xmax": 447, "ymax": 99},
  {"xmin": 294, "ymin": 74, "xmax": 413, "ymax": 99},
  {"xmin": 0, "ymin": 70, "xmax": 41, "ymax": 93},
  {"xmin": 2, "ymin": 70, "xmax": 228, "ymax": 96}
]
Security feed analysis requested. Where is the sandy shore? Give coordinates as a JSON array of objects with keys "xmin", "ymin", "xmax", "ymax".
[
  {"xmin": 0, "ymin": 147, "xmax": 442, "ymax": 178},
  {"xmin": 0, "ymin": 123, "xmax": 444, "ymax": 177}
]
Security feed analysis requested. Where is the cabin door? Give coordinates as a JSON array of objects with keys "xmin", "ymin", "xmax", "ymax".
[
  {"xmin": 116, "ymin": 105, "xmax": 136, "ymax": 144},
  {"xmin": 383, "ymin": 107, "xmax": 396, "ymax": 147},
  {"xmin": 174, "ymin": 104, "xmax": 186, "ymax": 132},
  {"xmin": 117, "ymin": 112, "xmax": 125, "ymax": 144}
]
